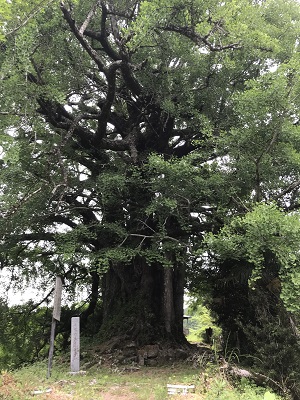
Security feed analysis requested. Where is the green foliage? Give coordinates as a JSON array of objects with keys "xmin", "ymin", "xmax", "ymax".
[
  {"xmin": 201, "ymin": 374, "xmax": 282, "ymax": 400},
  {"xmin": 186, "ymin": 299, "xmax": 221, "ymax": 344},
  {"xmin": 240, "ymin": 287, "xmax": 300, "ymax": 397},
  {"xmin": 0, "ymin": 298, "xmax": 104, "ymax": 371},
  {"xmin": 203, "ymin": 202, "xmax": 300, "ymax": 395},
  {"xmin": 205, "ymin": 203, "xmax": 300, "ymax": 312},
  {"xmin": 0, "ymin": 300, "xmax": 51, "ymax": 370},
  {"xmin": 264, "ymin": 393, "xmax": 276, "ymax": 400},
  {"xmin": 1, "ymin": 0, "xmax": 300, "ymax": 393},
  {"xmin": 1, "ymin": 0, "xmax": 299, "ymax": 279}
]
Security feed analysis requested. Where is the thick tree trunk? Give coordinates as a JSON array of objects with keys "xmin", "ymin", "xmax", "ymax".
[
  {"xmin": 164, "ymin": 266, "xmax": 174, "ymax": 334},
  {"xmin": 81, "ymin": 271, "xmax": 100, "ymax": 328},
  {"xmin": 100, "ymin": 256, "xmax": 186, "ymax": 345},
  {"xmin": 210, "ymin": 258, "xmax": 300, "ymax": 397}
]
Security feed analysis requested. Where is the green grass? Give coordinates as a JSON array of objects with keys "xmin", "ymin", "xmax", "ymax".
[{"xmin": 0, "ymin": 360, "xmax": 286, "ymax": 400}]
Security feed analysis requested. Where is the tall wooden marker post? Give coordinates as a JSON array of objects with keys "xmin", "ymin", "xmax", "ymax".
[{"xmin": 47, "ymin": 276, "xmax": 63, "ymax": 378}]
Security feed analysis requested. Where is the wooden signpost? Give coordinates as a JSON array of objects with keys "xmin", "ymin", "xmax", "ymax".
[
  {"xmin": 52, "ymin": 276, "xmax": 62, "ymax": 321},
  {"xmin": 47, "ymin": 276, "xmax": 63, "ymax": 379}
]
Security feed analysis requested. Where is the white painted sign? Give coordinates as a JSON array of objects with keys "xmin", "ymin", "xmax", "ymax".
[
  {"xmin": 167, "ymin": 384, "xmax": 195, "ymax": 395},
  {"xmin": 53, "ymin": 276, "xmax": 63, "ymax": 321},
  {"xmin": 71, "ymin": 317, "xmax": 80, "ymax": 372}
]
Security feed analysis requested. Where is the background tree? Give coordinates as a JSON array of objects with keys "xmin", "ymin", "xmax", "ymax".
[{"xmin": 194, "ymin": 58, "xmax": 300, "ymax": 397}]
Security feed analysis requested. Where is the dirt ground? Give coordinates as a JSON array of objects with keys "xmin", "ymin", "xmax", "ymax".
[{"xmin": 41, "ymin": 388, "xmax": 203, "ymax": 400}]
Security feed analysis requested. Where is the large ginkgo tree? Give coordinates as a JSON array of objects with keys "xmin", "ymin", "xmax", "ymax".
[{"xmin": 1, "ymin": 0, "xmax": 300, "ymax": 371}]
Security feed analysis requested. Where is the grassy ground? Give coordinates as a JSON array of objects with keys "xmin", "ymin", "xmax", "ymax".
[{"xmin": 0, "ymin": 359, "xmax": 285, "ymax": 400}]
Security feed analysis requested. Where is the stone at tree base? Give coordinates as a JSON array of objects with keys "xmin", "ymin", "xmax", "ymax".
[
  {"xmin": 138, "ymin": 355, "xmax": 145, "ymax": 366},
  {"xmin": 83, "ymin": 337, "xmax": 197, "ymax": 368},
  {"xmin": 144, "ymin": 344, "xmax": 160, "ymax": 358},
  {"xmin": 145, "ymin": 358, "xmax": 158, "ymax": 366},
  {"xmin": 174, "ymin": 348, "xmax": 189, "ymax": 360}
]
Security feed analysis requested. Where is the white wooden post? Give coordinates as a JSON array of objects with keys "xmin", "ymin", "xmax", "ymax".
[{"xmin": 70, "ymin": 316, "xmax": 80, "ymax": 372}]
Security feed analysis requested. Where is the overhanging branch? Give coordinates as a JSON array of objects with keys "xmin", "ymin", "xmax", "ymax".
[
  {"xmin": 79, "ymin": 1, "xmax": 100, "ymax": 35},
  {"xmin": 60, "ymin": 2, "xmax": 106, "ymax": 72},
  {"xmin": 161, "ymin": 24, "xmax": 241, "ymax": 52}
]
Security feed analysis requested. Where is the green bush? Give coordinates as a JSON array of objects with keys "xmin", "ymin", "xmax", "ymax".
[
  {"xmin": 205, "ymin": 377, "xmax": 281, "ymax": 400},
  {"xmin": 0, "ymin": 301, "xmax": 51, "ymax": 370}
]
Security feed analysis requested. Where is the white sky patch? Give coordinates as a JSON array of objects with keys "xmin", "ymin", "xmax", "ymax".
[
  {"xmin": 0, "ymin": 268, "xmax": 88, "ymax": 307},
  {"xmin": 0, "ymin": 268, "xmax": 45, "ymax": 306},
  {"xmin": 5, "ymin": 285, "xmax": 43, "ymax": 306}
]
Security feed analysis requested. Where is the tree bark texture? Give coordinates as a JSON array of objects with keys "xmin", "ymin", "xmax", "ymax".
[{"xmin": 101, "ymin": 256, "xmax": 186, "ymax": 345}]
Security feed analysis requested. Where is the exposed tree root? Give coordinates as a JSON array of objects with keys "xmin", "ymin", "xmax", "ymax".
[{"xmin": 219, "ymin": 358, "xmax": 296, "ymax": 399}]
